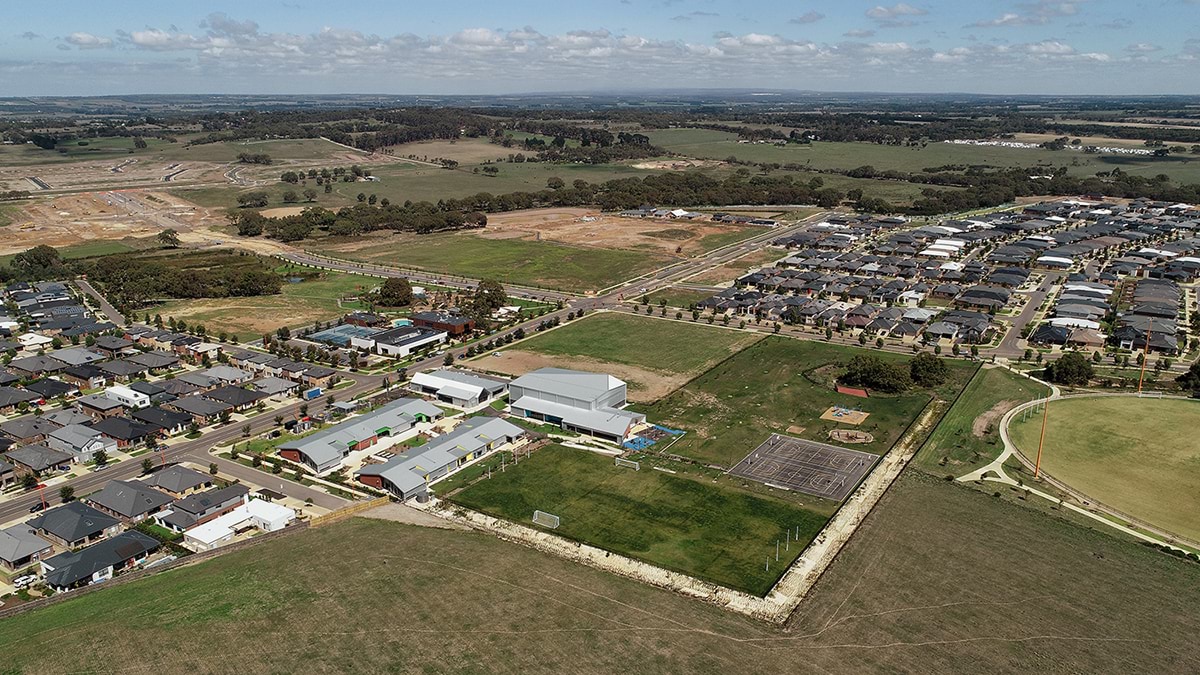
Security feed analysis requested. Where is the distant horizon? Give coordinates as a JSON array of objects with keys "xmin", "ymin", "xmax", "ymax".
[
  {"xmin": 1, "ymin": 1, "xmax": 1198, "ymax": 97},
  {"xmin": 5, "ymin": 88, "xmax": 1200, "ymax": 101}
]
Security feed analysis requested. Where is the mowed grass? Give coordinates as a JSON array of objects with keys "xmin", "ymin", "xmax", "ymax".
[
  {"xmin": 515, "ymin": 312, "xmax": 761, "ymax": 376},
  {"xmin": 639, "ymin": 338, "xmax": 976, "ymax": 467},
  {"xmin": 645, "ymin": 286, "xmax": 716, "ymax": 309},
  {"xmin": 1008, "ymin": 396, "xmax": 1200, "ymax": 542},
  {"xmin": 646, "ymin": 128, "xmax": 1200, "ymax": 183},
  {"xmin": 315, "ymin": 231, "xmax": 672, "ymax": 292},
  {"xmin": 451, "ymin": 443, "xmax": 828, "ymax": 595},
  {"xmin": 155, "ymin": 266, "xmax": 376, "ymax": 341},
  {"xmin": 912, "ymin": 366, "xmax": 1049, "ymax": 476},
  {"xmin": 4, "ymin": 473, "xmax": 1199, "ymax": 673}
]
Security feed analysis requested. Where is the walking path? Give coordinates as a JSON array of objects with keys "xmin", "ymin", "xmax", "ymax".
[{"xmin": 958, "ymin": 380, "xmax": 1196, "ymax": 553}]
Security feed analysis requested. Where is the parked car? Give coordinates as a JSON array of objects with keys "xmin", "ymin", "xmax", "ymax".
[
  {"xmin": 12, "ymin": 574, "xmax": 36, "ymax": 589},
  {"xmin": 28, "ymin": 502, "xmax": 47, "ymax": 513}
]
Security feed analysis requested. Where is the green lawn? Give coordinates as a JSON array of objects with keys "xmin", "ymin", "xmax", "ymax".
[
  {"xmin": 912, "ymin": 366, "xmax": 1049, "ymax": 476},
  {"xmin": 644, "ymin": 287, "xmax": 715, "ymax": 309},
  {"xmin": 515, "ymin": 312, "xmax": 760, "ymax": 376},
  {"xmin": 0, "ymin": 239, "xmax": 140, "ymax": 267},
  {"xmin": 646, "ymin": 128, "xmax": 1200, "ymax": 183},
  {"xmin": 1008, "ymin": 396, "xmax": 1200, "ymax": 542},
  {"xmin": 315, "ymin": 231, "xmax": 672, "ymax": 293},
  {"xmin": 451, "ymin": 443, "xmax": 829, "ymax": 595},
  {"xmin": 638, "ymin": 338, "xmax": 976, "ymax": 467}
]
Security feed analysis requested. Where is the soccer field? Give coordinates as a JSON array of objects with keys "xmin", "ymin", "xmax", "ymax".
[
  {"xmin": 450, "ymin": 444, "xmax": 830, "ymax": 595},
  {"xmin": 1008, "ymin": 396, "xmax": 1200, "ymax": 543}
]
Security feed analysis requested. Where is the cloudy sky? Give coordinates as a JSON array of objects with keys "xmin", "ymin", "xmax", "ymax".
[{"xmin": 2, "ymin": 0, "xmax": 1198, "ymax": 96}]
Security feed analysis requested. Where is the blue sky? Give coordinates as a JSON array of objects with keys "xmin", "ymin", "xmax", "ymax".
[{"xmin": 1, "ymin": 1, "xmax": 1197, "ymax": 95}]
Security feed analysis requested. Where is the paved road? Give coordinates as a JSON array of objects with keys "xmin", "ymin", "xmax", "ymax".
[{"xmin": 74, "ymin": 278, "xmax": 126, "ymax": 325}]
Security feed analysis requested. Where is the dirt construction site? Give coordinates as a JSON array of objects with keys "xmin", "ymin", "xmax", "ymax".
[
  {"xmin": 0, "ymin": 190, "xmax": 236, "ymax": 256},
  {"xmin": 0, "ymin": 158, "xmax": 228, "ymax": 193},
  {"xmin": 481, "ymin": 207, "xmax": 756, "ymax": 256}
]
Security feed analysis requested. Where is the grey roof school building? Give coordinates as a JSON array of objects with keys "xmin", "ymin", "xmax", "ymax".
[
  {"xmin": 277, "ymin": 398, "xmax": 443, "ymax": 473},
  {"xmin": 509, "ymin": 368, "xmax": 645, "ymax": 443},
  {"xmin": 409, "ymin": 369, "xmax": 508, "ymax": 407},
  {"xmin": 356, "ymin": 416, "xmax": 525, "ymax": 501}
]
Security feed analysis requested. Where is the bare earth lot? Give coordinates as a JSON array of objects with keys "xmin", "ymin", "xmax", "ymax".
[
  {"xmin": 478, "ymin": 349, "xmax": 686, "ymax": 402},
  {"xmin": 482, "ymin": 207, "xmax": 761, "ymax": 256}
]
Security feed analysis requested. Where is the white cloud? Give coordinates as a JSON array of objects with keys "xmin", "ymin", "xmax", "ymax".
[
  {"xmin": 866, "ymin": 3, "xmax": 927, "ymax": 20},
  {"xmin": 970, "ymin": 1, "xmax": 1086, "ymax": 28},
  {"xmin": 1125, "ymin": 43, "xmax": 1161, "ymax": 53},
  {"xmin": 789, "ymin": 12, "xmax": 825, "ymax": 25},
  {"xmin": 844, "ymin": 29, "xmax": 877, "ymax": 38},
  {"xmin": 64, "ymin": 32, "xmax": 113, "ymax": 49}
]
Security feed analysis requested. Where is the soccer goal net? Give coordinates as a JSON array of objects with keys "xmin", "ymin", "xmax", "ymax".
[
  {"xmin": 1138, "ymin": 390, "xmax": 1164, "ymax": 398},
  {"xmin": 532, "ymin": 510, "xmax": 560, "ymax": 529},
  {"xmin": 615, "ymin": 457, "xmax": 641, "ymax": 471}
]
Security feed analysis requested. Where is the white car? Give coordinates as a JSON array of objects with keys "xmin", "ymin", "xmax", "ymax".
[{"xmin": 12, "ymin": 574, "xmax": 36, "ymax": 589}]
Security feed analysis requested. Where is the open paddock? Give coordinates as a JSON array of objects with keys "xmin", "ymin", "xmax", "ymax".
[{"xmin": 729, "ymin": 434, "xmax": 877, "ymax": 501}]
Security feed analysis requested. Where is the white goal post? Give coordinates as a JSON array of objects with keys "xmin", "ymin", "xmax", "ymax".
[
  {"xmin": 1138, "ymin": 390, "xmax": 1164, "ymax": 398},
  {"xmin": 615, "ymin": 457, "xmax": 641, "ymax": 471},
  {"xmin": 532, "ymin": 510, "xmax": 560, "ymax": 529}
]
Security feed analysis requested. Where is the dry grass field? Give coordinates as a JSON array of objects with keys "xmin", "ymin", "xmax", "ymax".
[{"xmin": 2, "ymin": 473, "xmax": 1197, "ymax": 673}]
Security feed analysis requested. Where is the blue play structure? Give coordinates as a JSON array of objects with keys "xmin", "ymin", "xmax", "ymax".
[{"xmin": 622, "ymin": 425, "xmax": 686, "ymax": 450}]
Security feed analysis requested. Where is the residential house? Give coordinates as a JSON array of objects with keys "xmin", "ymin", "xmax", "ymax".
[
  {"xmin": 86, "ymin": 480, "xmax": 175, "ymax": 523},
  {"xmin": 131, "ymin": 407, "xmax": 193, "ymax": 436},
  {"xmin": 27, "ymin": 501, "xmax": 121, "ymax": 548},
  {"xmin": 105, "ymin": 385, "xmax": 151, "ymax": 410},
  {"xmin": 166, "ymin": 396, "xmax": 231, "ymax": 426},
  {"xmin": 202, "ymin": 385, "xmax": 268, "ymax": 412},
  {"xmin": 41, "ymin": 530, "xmax": 159, "ymax": 591},
  {"xmin": 4, "ymin": 444, "xmax": 73, "ymax": 476},
  {"xmin": 76, "ymin": 393, "xmax": 126, "ymax": 420},
  {"xmin": 0, "ymin": 524, "xmax": 53, "ymax": 576},
  {"xmin": 25, "ymin": 378, "xmax": 77, "ymax": 400},
  {"xmin": 61, "ymin": 364, "xmax": 108, "ymax": 390},
  {"xmin": 46, "ymin": 424, "xmax": 116, "ymax": 463},
  {"xmin": 90, "ymin": 417, "xmax": 160, "ymax": 449},
  {"xmin": 183, "ymin": 498, "xmax": 294, "ymax": 552},
  {"xmin": 0, "ymin": 387, "xmax": 39, "ymax": 415},
  {"xmin": 0, "ymin": 416, "xmax": 59, "ymax": 444},
  {"xmin": 155, "ymin": 484, "xmax": 250, "ymax": 532},
  {"xmin": 141, "ymin": 465, "xmax": 213, "ymax": 498}
]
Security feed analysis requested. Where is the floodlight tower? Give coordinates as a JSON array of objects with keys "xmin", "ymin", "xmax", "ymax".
[
  {"xmin": 1034, "ymin": 396, "xmax": 1049, "ymax": 479},
  {"xmin": 1136, "ymin": 321, "xmax": 1152, "ymax": 394}
]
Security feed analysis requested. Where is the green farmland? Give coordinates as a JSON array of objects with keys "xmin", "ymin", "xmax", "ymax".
[
  {"xmin": 645, "ymin": 128, "xmax": 1200, "ymax": 183},
  {"xmin": 451, "ymin": 443, "xmax": 829, "ymax": 595},
  {"xmin": 315, "ymin": 231, "xmax": 672, "ymax": 293}
]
